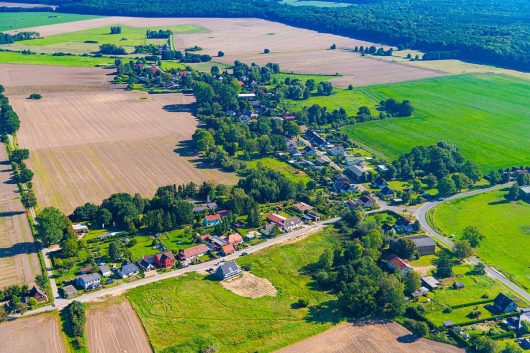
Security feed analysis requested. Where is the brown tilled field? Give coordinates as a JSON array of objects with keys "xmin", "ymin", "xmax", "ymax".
[
  {"xmin": 0, "ymin": 146, "xmax": 40, "ymax": 289},
  {"xmin": 87, "ymin": 298, "xmax": 152, "ymax": 353},
  {"xmin": 0, "ymin": 313, "xmax": 66, "ymax": 353},
  {"xmin": 11, "ymin": 17, "xmax": 444, "ymax": 87},
  {"xmin": 221, "ymin": 271, "xmax": 278, "ymax": 298},
  {"xmin": 2, "ymin": 63, "xmax": 236, "ymax": 213},
  {"xmin": 276, "ymin": 322, "xmax": 463, "ymax": 353}
]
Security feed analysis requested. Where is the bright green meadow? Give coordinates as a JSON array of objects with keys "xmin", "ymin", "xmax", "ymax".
[
  {"xmin": 0, "ymin": 12, "xmax": 101, "ymax": 31},
  {"xmin": 0, "ymin": 51, "xmax": 115, "ymax": 66}
]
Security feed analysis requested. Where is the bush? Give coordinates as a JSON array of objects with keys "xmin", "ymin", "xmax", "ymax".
[{"xmin": 28, "ymin": 93, "xmax": 42, "ymax": 100}]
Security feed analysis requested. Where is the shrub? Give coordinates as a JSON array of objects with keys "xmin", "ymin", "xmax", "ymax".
[{"xmin": 28, "ymin": 93, "xmax": 42, "ymax": 100}]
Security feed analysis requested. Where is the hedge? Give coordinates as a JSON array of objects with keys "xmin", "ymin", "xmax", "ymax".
[
  {"xmin": 450, "ymin": 298, "xmax": 495, "ymax": 310},
  {"xmin": 456, "ymin": 311, "xmax": 517, "ymax": 326}
]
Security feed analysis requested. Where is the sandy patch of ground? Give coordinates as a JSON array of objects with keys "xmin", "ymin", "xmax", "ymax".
[
  {"xmin": 0, "ymin": 313, "xmax": 66, "ymax": 353},
  {"xmin": 0, "ymin": 145, "xmax": 40, "ymax": 289},
  {"xmin": 275, "ymin": 322, "xmax": 464, "ymax": 353},
  {"xmin": 411, "ymin": 265, "xmax": 435, "ymax": 276},
  {"xmin": 221, "ymin": 271, "xmax": 278, "ymax": 299},
  {"xmin": 10, "ymin": 17, "xmax": 444, "ymax": 87},
  {"xmin": 87, "ymin": 298, "xmax": 152, "ymax": 353},
  {"xmin": 1, "ymin": 63, "xmax": 237, "ymax": 213}
]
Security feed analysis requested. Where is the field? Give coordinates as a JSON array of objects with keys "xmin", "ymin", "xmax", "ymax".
[
  {"xmin": 86, "ymin": 297, "xmax": 152, "ymax": 353},
  {"xmin": 0, "ymin": 11, "xmax": 100, "ymax": 31},
  {"xmin": 8, "ymin": 16, "xmax": 443, "ymax": 87},
  {"xmin": 430, "ymin": 188, "xmax": 530, "ymax": 291},
  {"xmin": 11, "ymin": 24, "xmax": 205, "ymax": 54},
  {"xmin": 0, "ymin": 313, "xmax": 66, "ymax": 353},
  {"xmin": 245, "ymin": 157, "xmax": 312, "ymax": 184},
  {"xmin": 0, "ymin": 51, "xmax": 115, "ymax": 67},
  {"xmin": 127, "ymin": 231, "xmax": 342, "ymax": 353},
  {"xmin": 276, "ymin": 322, "xmax": 463, "ymax": 353},
  {"xmin": 0, "ymin": 145, "xmax": 41, "ymax": 289},
  {"xmin": 342, "ymin": 74, "xmax": 530, "ymax": 170},
  {"xmin": 280, "ymin": 0, "xmax": 350, "ymax": 8},
  {"xmin": 1, "ymin": 63, "xmax": 236, "ymax": 213}
]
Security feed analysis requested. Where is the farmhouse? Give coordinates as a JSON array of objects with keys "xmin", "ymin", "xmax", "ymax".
[
  {"xmin": 386, "ymin": 254, "xmax": 411, "ymax": 276},
  {"xmin": 215, "ymin": 261, "xmax": 242, "ymax": 280},
  {"xmin": 408, "ymin": 235, "xmax": 436, "ymax": 255},
  {"xmin": 72, "ymin": 224, "xmax": 89, "ymax": 235},
  {"xmin": 99, "ymin": 264, "xmax": 112, "ymax": 277},
  {"xmin": 154, "ymin": 251, "xmax": 176, "ymax": 269},
  {"xmin": 62, "ymin": 285, "xmax": 78, "ymax": 298},
  {"xmin": 26, "ymin": 286, "xmax": 48, "ymax": 302},
  {"xmin": 282, "ymin": 217, "xmax": 303, "ymax": 232},
  {"xmin": 76, "ymin": 273, "xmax": 101, "ymax": 290},
  {"xmin": 117, "ymin": 262, "xmax": 140, "ymax": 278},
  {"xmin": 493, "ymin": 293, "xmax": 517, "ymax": 313},
  {"xmin": 267, "ymin": 213, "xmax": 286, "ymax": 226},
  {"xmin": 178, "ymin": 244, "xmax": 209, "ymax": 265},
  {"xmin": 203, "ymin": 214, "xmax": 221, "ymax": 227},
  {"xmin": 293, "ymin": 202, "xmax": 313, "ymax": 214}
]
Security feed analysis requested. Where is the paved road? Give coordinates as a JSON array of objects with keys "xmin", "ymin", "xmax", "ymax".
[
  {"xmin": 414, "ymin": 182, "xmax": 530, "ymax": 302},
  {"xmin": 16, "ymin": 217, "xmax": 340, "ymax": 316}
]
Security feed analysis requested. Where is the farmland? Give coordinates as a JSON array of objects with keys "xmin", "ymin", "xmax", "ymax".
[
  {"xmin": 342, "ymin": 74, "xmax": 530, "ymax": 171},
  {"xmin": 429, "ymin": 188, "xmax": 530, "ymax": 291},
  {"xmin": 127, "ymin": 231, "xmax": 342, "ymax": 353},
  {"xmin": 245, "ymin": 157, "xmax": 312, "ymax": 184},
  {"xmin": 2, "ymin": 63, "xmax": 236, "ymax": 213},
  {"xmin": 0, "ymin": 51, "xmax": 116, "ymax": 67},
  {"xmin": 0, "ymin": 11, "xmax": 100, "ymax": 31},
  {"xmin": 86, "ymin": 297, "xmax": 152, "ymax": 353},
  {"xmin": 276, "ymin": 322, "xmax": 463, "ymax": 353},
  {"xmin": 0, "ymin": 313, "xmax": 67, "ymax": 353}
]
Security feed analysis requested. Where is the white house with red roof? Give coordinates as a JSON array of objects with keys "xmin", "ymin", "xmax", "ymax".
[
  {"xmin": 178, "ymin": 244, "xmax": 209, "ymax": 266},
  {"xmin": 386, "ymin": 254, "xmax": 412, "ymax": 276}
]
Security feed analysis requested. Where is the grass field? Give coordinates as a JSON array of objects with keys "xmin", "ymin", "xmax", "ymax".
[
  {"xmin": 127, "ymin": 231, "xmax": 342, "ymax": 353},
  {"xmin": 245, "ymin": 157, "xmax": 312, "ymax": 184},
  {"xmin": 0, "ymin": 12, "xmax": 101, "ymax": 31},
  {"xmin": 274, "ymin": 72, "xmax": 338, "ymax": 85},
  {"xmin": 0, "ymin": 51, "xmax": 114, "ymax": 67},
  {"xmin": 430, "ymin": 189, "xmax": 530, "ymax": 290},
  {"xmin": 342, "ymin": 74, "xmax": 530, "ymax": 170},
  {"xmin": 280, "ymin": 0, "xmax": 350, "ymax": 7}
]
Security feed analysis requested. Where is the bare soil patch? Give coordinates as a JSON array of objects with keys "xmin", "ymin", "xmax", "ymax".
[
  {"xmin": 87, "ymin": 298, "xmax": 152, "ymax": 353},
  {"xmin": 13, "ymin": 17, "xmax": 444, "ymax": 87},
  {"xmin": 1, "ymin": 64, "xmax": 236, "ymax": 213},
  {"xmin": 0, "ymin": 313, "xmax": 66, "ymax": 353},
  {"xmin": 0, "ymin": 145, "xmax": 40, "ymax": 289},
  {"xmin": 221, "ymin": 271, "xmax": 278, "ymax": 298},
  {"xmin": 276, "ymin": 322, "xmax": 463, "ymax": 353}
]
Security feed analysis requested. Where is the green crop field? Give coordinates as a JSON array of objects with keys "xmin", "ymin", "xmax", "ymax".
[
  {"xmin": 274, "ymin": 72, "xmax": 338, "ymax": 85},
  {"xmin": 341, "ymin": 74, "xmax": 530, "ymax": 171},
  {"xmin": 17, "ymin": 24, "xmax": 206, "ymax": 54},
  {"xmin": 127, "ymin": 231, "xmax": 342, "ymax": 353},
  {"xmin": 0, "ymin": 51, "xmax": 115, "ymax": 66},
  {"xmin": 245, "ymin": 157, "xmax": 312, "ymax": 184},
  {"xmin": 430, "ymin": 189, "xmax": 530, "ymax": 290},
  {"xmin": 0, "ymin": 12, "xmax": 101, "ymax": 31}
]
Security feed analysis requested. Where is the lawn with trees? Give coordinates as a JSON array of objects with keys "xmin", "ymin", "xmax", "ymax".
[{"xmin": 430, "ymin": 189, "xmax": 530, "ymax": 290}]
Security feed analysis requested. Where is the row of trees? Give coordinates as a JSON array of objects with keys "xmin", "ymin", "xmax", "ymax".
[{"xmin": 0, "ymin": 31, "xmax": 39, "ymax": 44}]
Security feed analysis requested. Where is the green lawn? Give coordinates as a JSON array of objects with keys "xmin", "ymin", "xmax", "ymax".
[
  {"xmin": 430, "ymin": 189, "xmax": 530, "ymax": 290},
  {"xmin": 340, "ymin": 74, "xmax": 530, "ymax": 171},
  {"xmin": 127, "ymin": 231, "xmax": 342, "ymax": 353},
  {"xmin": 273, "ymin": 72, "xmax": 338, "ymax": 85},
  {"xmin": 245, "ymin": 157, "xmax": 312, "ymax": 184},
  {"xmin": 0, "ymin": 51, "xmax": 115, "ymax": 66},
  {"xmin": 0, "ymin": 12, "xmax": 101, "ymax": 31},
  {"xmin": 17, "ymin": 24, "xmax": 205, "ymax": 54}
]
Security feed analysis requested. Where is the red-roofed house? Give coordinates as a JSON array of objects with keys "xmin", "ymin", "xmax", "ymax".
[
  {"xmin": 283, "ymin": 115, "xmax": 296, "ymax": 121},
  {"xmin": 217, "ymin": 209, "xmax": 230, "ymax": 218},
  {"xmin": 266, "ymin": 213, "xmax": 286, "ymax": 226},
  {"xmin": 154, "ymin": 251, "xmax": 175, "ymax": 269},
  {"xmin": 386, "ymin": 254, "xmax": 412, "ymax": 275},
  {"xmin": 221, "ymin": 243, "xmax": 235, "ymax": 256},
  {"xmin": 226, "ymin": 233, "xmax": 243, "ymax": 246},
  {"xmin": 178, "ymin": 244, "xmax": 209, "ymax": 266},
  {"xmin": 150, "ymin": 65, "xmax": 158, "ymax": 74},
  {"xmin": 204, "ymin": 214, "xmax": 221, "ymax": 226},
  {"xmin": 199, "ymin": 233, "xmax": 212, "ymax": 242}
]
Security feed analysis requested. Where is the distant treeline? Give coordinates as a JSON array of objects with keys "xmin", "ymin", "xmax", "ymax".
[
  {"xmin": 14, "ymin": 0, "xmax": 530, "ymax": 71},
  {"xmin": 0, "ymin": 6, "xmax": 54, "ymax": 12},
  {"xmin": 0, "ymin": 32, "xmax": 39, "ymax": 44}
]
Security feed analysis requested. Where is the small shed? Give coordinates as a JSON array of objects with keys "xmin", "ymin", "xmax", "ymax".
[
  {"xmin": 453, "ymin": 281, "xmax": 465, "ymax": 290},
  {"xmin": 62, "ymin": 285, "xmax": 78, "ymax": 298}
]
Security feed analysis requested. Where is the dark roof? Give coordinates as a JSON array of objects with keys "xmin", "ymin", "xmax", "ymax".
[
  {"xmin": 77, "ymin": 273, "xmax": 100, "ymax": 282},
  {"xmin": 283, "ymin": 216, "xmax": 302, "ymax": 228},
  {"xmin": 494, "ymin": 293, "xmax": 515, "ymax": 310},
  {"xmin": 119, "ymin": 263, "xmax": 139, "ymax": 275},
  {"xmin": 216, "ymin": 261, "xmax": 241, "ymax": 277},
  {"xmin": 408, "ymin": 235, "xmax": 436, "ymax": 248}
]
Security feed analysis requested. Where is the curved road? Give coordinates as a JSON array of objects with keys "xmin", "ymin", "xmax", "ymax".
[{"xmin": 414, "ymin": 182, "xmax": 530, "ymax": 302}]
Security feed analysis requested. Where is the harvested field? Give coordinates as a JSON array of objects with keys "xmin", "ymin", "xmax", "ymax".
[
  {"xmin": 276, "ymin": 322, "xmax": 464, "ymax": 353},
  {"xmin": 87, "ymin": 298, "xmax": 152, "ymax": 353},
  {"xmin": 0, "ymin": 146, "xmax": 40, "ymax": 289},
  {"xmin": 221, "ymin": 271, "xmax": 278, "ymax": 298},
  {"xmin": 11, "ymin": 17, "xmax": 444, "ymax": 87},
  {"xmin": 0, "ymin": 313, "xmax": 66, "ymax": 353},
  {"xmin": 1, "ymin": 64, "xmax": 236, "ymax": 213}
]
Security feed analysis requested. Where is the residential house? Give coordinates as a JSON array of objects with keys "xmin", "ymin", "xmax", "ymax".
[
  {"xmin": 217, "ymin": 210, "xmax": 231, "ymax": 218},
  {"xmin": 303, "ymin": 211, "xmax": 320, "ymax": 223},
  {"xmin": 519, "ymin": 310, "xmax": 530, "ymax": 333},
  {"xmin": 267, "ymin": 213, "xmax": 287, "ymax": 226},
  {"xmin": 99, "ymin": 264, "xmax": 112, "ymax": 277},
  {"xmin": 282, "ymin": 217, "xmax": 303, "ymax": 232},
  {"xmin": 79, "ymin": 266, "xmax": 93, "ymax": 275},
  {"xmin": 27, "ymin": 286, "xmax": 47, "ymax": 302},
  {"xmin": 376, "ymin": 164, "xmax": 389, "ymax": 173},
  {"xmin": 293, "ymin": 202, "xmax": 313, "ymax": 214},
  {"xmin": 192, "ymin": 202, "xmax": 218, "ymax": 214},
  {"xmin": 520, "ymin": 186, "xmax": 530, "ymax": 200},
  {"xmin": 260, "ymin": 223, "xmax": 277, "ymax": 236},
  {"xmin": 299, "ymin": 125, "xmax": 308, "ymax": 133},
  {"xmin": 76, "ymin": 273, "xmax": 101, "ymax": 290},
  {"xmin": 344, "ymin": 199, "xmax": 359, "ymax": 209},
  {"xmin": 347, "ymin": 165, "xmax": 365, "ymax": 181},
  {"xmin": 358, "ymin": 194, "xmax": 376, "ymax": 208},
  {"xmin": 520, "ymin": 338, "xmax": 530, "ymax": 350},
  {"xmin": 315, "ymin": 156, "xmax": 331, "ymax": 166},
  {"xmin": 344, "ymin": 156, "xmax": 364, "ymax": 167},
  {"xmin": 221, "ymin": 243, "xmax": 235, "ymax": 256},
  {"xmin": 333, "ymin": 174, "xmax": 356, "ymax": 193},
  {"xmin": 209, "ymin": 235, "xmax": 227, "ymax": 249},
  {"xmin": 395, "ymin": 218, "xmax": 416, "ymax": 234},
  {"xmin": 329, "ymin": 145, "xmax": 345, "ymax": 156},
  {"xmin": 117, "ymin": 262, "xmax": 140, "ymax": 278},
  {"xmin": 72, "ymin": 224, "xmax": 89, "ymax": 235},
  {"xmin": 138, "ymin": 255, "xmax": 156, "ymax": 270},
  {"xmin": 303, "ymin": 146, "xmax": 316, "ymax": 156},
  {"xmin": 306, "ymin": 130, "xmax": 331, "ymax": 148},
  {"xmin": 199, "ymin": 233, "xmax": 212, "ymax": 242},
  {"xmin": 380, "ymin": 186, "xmax": 394, "ymax": 198},
  {"xmin": 154, "ymin": 251, "xmax": 176, "ymax": 269},
  {"xmin": 178, "ymin": 244, "xmax": 209, "ymax": 265},
  {"xmin": 203, "ymin": 214, "xmax": 221, "ymax": 227},
  {"xmin": 226, "ymin": 233, "xmax": 244, "ymax": 247},
  {"xmin": 245, "ymin": 230, "xmax": 259, "ymax": 240},
  {"xmin": 421, "ymin": 276, "xmax": 441, "ymax": 290},
  {"xmin": 215, "ymin": 261, "xmax": 243, "ymax": 280},
  {"xmin": 408, "ymin": 235, "xmax": 436, "ymax": 255},
  {"xmin": 237, "ymin": 93, "xmax": 256, "ymax": 100},
  {"xmin": 62, "ymin": 285, "xmax": 78, "ymax": 298},
  {"xmin": 386, "ymin": 254, "xmax": 411, "ymax": 276},
  {"xmin": 372, "ymin": 177, "xmax": 388, "ymax": 189},
  {"xmin": 493, "ymin": 293, "xmax": 517, "ymax": 313}
]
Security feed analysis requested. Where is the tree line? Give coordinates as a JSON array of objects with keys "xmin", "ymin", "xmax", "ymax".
[{"xmin": 0, "ymin": 31, "xmax": 39, "ymax": 44}]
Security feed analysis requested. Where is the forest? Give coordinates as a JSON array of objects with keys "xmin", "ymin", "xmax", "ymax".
[{"xmin": 12, "ymin": 0, "xmax": 530, "ymax": 71}]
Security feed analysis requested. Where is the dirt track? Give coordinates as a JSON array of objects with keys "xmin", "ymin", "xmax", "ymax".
[
  {"xmin": 0, "ymin": 313, "xmax": 66, "ymax": 353},
  {"xmin": 87, "ymin": 299, "xmax": 152, "ymax": 353},
  {"xmin": 276, "ymin": 322, "xmax": 463, "ymax": 353}
]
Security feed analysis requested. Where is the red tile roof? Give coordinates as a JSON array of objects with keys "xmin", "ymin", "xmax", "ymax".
[
  {"xmin": 267, "ymin": 213, "xmax": 286, "ymax": 225},
  {"xmin": 388, "ymin": 254, "xmax": 410, "ymax": 271},
  {"xmin": 155, "ymin": 251, "xmax": 175, "ymax": 262},
  {"xmin": 222, "ymin": 243, "xmax": 235, "ymax": 254},
  {"xmin": 227, "ymin": 233, "xmax": 243, "ymax": 244},
  {"xmin": 205, "ymin": 214, "xmax": 221, "ymax": 222},
  {"xmin": 199, "ymin": 233, "xmax": 212, "ymax": 241},
  {"xmin": 180, "ymin": 244, "xmax": 209, "ymax": 259}
]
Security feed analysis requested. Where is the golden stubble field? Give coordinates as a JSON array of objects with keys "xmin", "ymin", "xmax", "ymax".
[
  {"xmin": 11, "ymin": 16, "xmax": 445, "ymax": 87},
  {"xmin": 1, "ymin": 63, "xmax": 237, "ymax": 214}
]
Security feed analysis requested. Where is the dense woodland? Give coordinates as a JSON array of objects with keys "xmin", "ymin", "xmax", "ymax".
[{"xmin": 16, "ymin": 0, "xmax": 530, "ymax": 71}]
